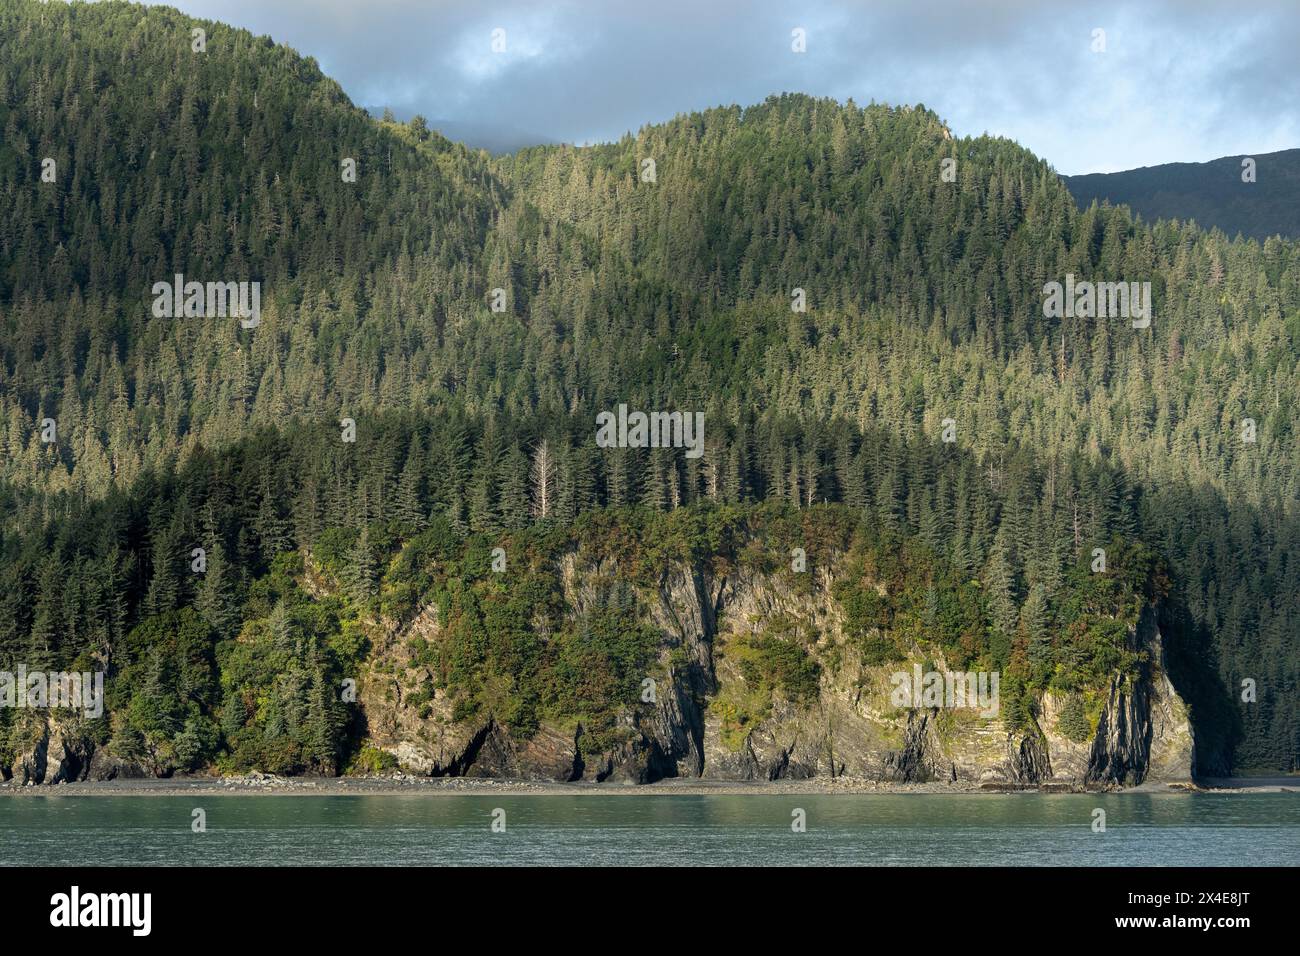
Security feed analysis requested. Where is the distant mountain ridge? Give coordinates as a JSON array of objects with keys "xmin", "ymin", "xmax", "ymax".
[
  {"xmin": 1065, "ymin": 148, "xmax": 1300, "ymax": 241},
  {"xmin": 363, "ymin": 106, "xmax": 558, "ymax": 154}
]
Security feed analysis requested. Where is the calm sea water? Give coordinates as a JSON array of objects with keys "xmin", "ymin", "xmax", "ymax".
[{"xmin": 2, "ymin": 793, "xmax": 1297, "ymax": 866}]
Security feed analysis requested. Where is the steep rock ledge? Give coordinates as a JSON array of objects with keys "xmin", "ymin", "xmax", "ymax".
[
  {"xmin": 4, "ymin": 548, "xmax": 1194, "ymax": 789},
  {"xmin": 360, "ymin": 552, "xmax": 1194, "ymax": 789}
]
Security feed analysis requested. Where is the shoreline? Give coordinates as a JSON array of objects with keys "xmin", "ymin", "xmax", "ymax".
[{"xmin": 3, "ymin": 774, "xmax": 1293, "ymax": 797}]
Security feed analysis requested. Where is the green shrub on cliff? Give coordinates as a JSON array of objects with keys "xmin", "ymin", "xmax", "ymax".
[
  {"xmin": 1057, "ymin": 694, "xmax": 1093, "ymax": 743},
  {"xmin": 711, "ymin": 620, "xmax": 822, "ymax": 751}
]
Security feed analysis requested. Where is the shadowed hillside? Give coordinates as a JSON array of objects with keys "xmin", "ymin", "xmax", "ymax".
[{"xmin": 1066, "ymin": 149, "xmax": 1300, "ymax": 241}]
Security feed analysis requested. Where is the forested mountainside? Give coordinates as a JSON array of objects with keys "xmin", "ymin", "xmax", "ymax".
[
  {"xmin": 0, "ymin": 0, "xmax": 1296, "ymax": 780},
  {"xmin": 1066, "ymin": 149, "xmax": 1300, "ymax": 243}
]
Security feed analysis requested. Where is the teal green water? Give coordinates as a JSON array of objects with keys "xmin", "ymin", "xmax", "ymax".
[{"xmin": 2, "ymin": 793, "xmax": 1297, "ymax": 866}]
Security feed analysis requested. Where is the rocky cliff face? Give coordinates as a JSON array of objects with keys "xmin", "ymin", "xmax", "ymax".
[
  {"xmin": 0, "ymin": 710, "xmax": 147, "ymax": 786},
  {"xmin": 358, "ymin": 553, "xmax": 1195, "ymax": 790},
  {"xmin": 4, "ymin": 550, "xmax": 1194, "ymax": 789}
]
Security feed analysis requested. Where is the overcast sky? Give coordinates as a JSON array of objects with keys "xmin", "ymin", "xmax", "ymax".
[{"xmin": 143, "ymin": 0, "xmax": 1298, "ymax": 174}]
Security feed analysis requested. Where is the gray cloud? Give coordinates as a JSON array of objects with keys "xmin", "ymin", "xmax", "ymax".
[{"xmin": 146, "ymin": 0, "xmax": 1298, "ymax": 173}]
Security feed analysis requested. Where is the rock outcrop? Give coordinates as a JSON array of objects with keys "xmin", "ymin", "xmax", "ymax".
[
  {"xmin": 359, "ymin": 552, "xmax": 1195, "ymax": 789},
  {"xmin": 2, "ymin": 712, "xmax": 100, "ymax": 785},
  {"xmin": 4, "ymin": 549, "xmax": 1194, "ymax": 789}
]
